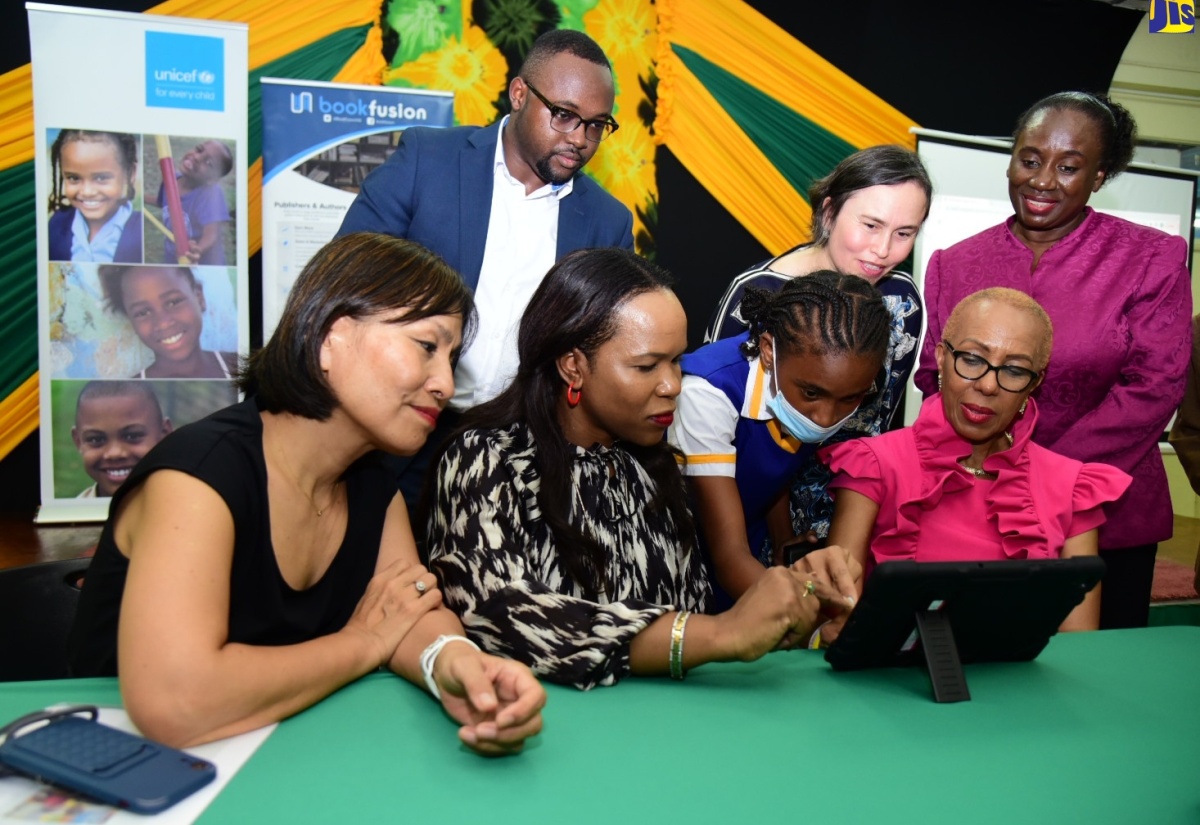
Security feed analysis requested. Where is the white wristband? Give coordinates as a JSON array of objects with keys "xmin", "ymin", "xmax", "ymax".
[{"xmin": 419, "ymin": 634, "xmax": 480, "ymax": 700}]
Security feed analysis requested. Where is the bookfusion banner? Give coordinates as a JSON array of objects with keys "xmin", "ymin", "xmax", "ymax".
[
  {"xmin": 260, "ymin": 79, "xmax": 454, "ymax": 339},
  {"xmin": 29, "ymin": 3, "xmax": 249, "ymax": 522}
]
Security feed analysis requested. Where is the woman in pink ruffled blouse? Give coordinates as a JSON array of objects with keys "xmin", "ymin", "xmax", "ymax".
[
  {"xmin": 914, "ymin": 92, "xmax": 1191, "ymax": 629},
  {"xmin": 819, "ymin": 288, "xmax": 1131, "ymax": 636}
]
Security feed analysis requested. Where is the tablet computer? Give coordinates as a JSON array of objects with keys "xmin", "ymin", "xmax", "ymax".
[{"xmin": 824, "ymin": 557, "xmax": 1105, "ymax": 700}]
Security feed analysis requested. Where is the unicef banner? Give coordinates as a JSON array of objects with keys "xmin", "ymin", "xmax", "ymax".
[
  {"xmin": 28, "ymin": 3, "xmax": 249, "ymax": 523},
  {"xmin": 260, "ymin": 79, "xmax": 453, "ymax": 338}
]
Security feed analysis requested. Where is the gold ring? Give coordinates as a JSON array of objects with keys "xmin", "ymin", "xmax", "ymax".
[{"xmin": 804, "ymin": 580, "xmax": 815, "ymax": 598}]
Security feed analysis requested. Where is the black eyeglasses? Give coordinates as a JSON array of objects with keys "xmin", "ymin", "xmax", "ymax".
[
  {"xmin": 941, "ymin": 341, "xmax": 1040, "ymax": 393},
  {"xmin": 522, "ymin": 80, "xmax": 619, "ymax": 143}
]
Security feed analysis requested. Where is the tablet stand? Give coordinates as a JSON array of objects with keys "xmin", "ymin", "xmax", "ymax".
[{"xmin": 914, "ymin": 611, "xmax": 970, "ymax": 703}]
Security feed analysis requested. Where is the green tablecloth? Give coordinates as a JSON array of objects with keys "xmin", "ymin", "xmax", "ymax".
[{"xmin": 2, "ymin": 627, "xmax": 1198, "ymax": 824}]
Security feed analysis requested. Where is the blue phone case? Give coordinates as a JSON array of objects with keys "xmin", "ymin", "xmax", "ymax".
[{"xmin": 0, "ymin": 707, "xmax": 216, "ymax": 814}]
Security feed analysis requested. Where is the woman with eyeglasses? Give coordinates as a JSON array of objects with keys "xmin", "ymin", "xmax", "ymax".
[
  {"xmin": 814, "ymin": 288, "xmax": 1131, "ymax": 641},
  {"xmin": 914, "ymin": 92, "xmax": 1191, "ymax": 629}
]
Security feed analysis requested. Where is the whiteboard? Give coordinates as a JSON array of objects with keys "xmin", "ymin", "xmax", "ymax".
[{"xmin": 905, "ymin": 130, "xmax": 1198, "ymax": 426}]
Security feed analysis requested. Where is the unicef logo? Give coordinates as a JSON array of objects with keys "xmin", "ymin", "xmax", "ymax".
[{"xmin": 198, "ymin": 70, "xmax": 216, "ymax": 85}]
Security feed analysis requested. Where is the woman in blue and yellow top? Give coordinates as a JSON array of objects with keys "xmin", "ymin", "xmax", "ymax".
[{"xmin": 669, "ymin": 272, "xmax": 889, "ymax": 607}]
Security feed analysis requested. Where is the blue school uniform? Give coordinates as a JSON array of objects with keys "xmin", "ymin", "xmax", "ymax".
[
  {"xmin": 669, "ymin": 333, "xmax": 819, "ymax": 606},
  {"xmin": 48, "ymin": 206, "xmax": 144, "ymax": 264}
]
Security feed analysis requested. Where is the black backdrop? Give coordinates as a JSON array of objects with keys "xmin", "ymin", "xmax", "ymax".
[
  {"xmin": 657, "ymin": 0, "xmax": 1142, "ymax": 344},
  {"xmin": 1, "ymin": 0, "xmax": 1143, "ymax": 512}
]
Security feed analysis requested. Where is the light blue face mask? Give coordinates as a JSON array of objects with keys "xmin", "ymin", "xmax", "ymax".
[{"xmin": 765, "ymin": 341, "xmax": 858, "ymax": 444}]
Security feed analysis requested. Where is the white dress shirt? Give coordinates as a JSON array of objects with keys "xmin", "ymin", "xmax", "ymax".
[{"xmin": 453, "ymin": 116, "xmax": 573, "ymax": 409}]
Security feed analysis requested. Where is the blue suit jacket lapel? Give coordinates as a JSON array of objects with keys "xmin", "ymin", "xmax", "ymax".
[
  {"xmin": 458, "ymin": 122, "xmax": 502, "ymax": 291},
  {"xmin": 556, "ymin": 179, "xmax": 589, "ymax": 259}
]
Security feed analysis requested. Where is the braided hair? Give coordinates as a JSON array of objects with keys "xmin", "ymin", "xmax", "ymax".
[
  {"xmin": 49, "ymin": 130, "xmax": 139, "ymax": 213},
  {"xmin": 739, "ymin": 270, "xmax": 889, "ymax": 363}
]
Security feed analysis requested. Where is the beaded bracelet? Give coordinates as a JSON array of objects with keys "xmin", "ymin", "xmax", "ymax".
[
  {"xmin": 669, "ymin": 611, "xmax": 691, "ymax": 680},
  {"xmin": 419, "ymin": 634, "xmax": 480, "ymax": 700}
]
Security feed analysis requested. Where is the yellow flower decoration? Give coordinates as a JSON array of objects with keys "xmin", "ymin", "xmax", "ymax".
[
  {"xmin": 584, "ymin": 0, "xmax": 655, "ymax": 64},
  {"xmin": 385, "ymin": 25, "xmax": 509, "ymax": 127},
  {"xmin": 585, "ymin": 125, "xmax": 655, "ymax": 221}
]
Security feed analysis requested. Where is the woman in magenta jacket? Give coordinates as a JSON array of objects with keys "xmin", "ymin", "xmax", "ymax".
[{"xmin": 914, "ymin": 92, "xmax": 1191, "ymax": 629}]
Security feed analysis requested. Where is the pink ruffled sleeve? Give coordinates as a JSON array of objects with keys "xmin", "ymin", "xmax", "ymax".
[
  {"xmin": 820, "ymin": 440, "xmax": 885, "ymax": 505},
  {"xmin": 1066, "ymin": 462, "xmax": 1134, "ymax": 539}
]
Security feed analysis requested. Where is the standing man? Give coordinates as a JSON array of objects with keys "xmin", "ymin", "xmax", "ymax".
[{"xmin": 337, "ymin": 29, "xmax": 633, "ymax": 513}]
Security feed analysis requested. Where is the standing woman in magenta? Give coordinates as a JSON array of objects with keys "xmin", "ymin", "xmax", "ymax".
[
  {"xmin": 915, "ymin": 92, "xmax": 1192, "ymax": 629},
  {"xmin": 48, "ymin": 130, "xmax": 144, "ymax": 264},
  {"xmin": 669, "ymin": 273, "xmax": 888, "ymax": 605}
]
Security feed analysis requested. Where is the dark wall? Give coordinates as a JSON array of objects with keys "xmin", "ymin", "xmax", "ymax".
[
  {"xmin": 0, "ymin": 0, "xmax": 1144, "ymax": 513},
  {"xmin": 657, "ymin": 0, "xmax": 1143, "ymax": 345}
]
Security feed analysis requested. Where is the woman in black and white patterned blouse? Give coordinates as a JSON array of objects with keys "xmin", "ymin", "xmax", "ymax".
[{"xmin": 426, "ymin": 248, "xmax": 859, "ymax": 690}]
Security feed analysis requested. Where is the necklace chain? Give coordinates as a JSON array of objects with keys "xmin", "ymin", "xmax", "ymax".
[
  {"xmin": 959, "ymin": 431, "xmax": 1014, "ymax": 479},
  {"xmin": 958, "ymin": 462, "xmax": 995, "ymax": 479},
  {"xmin": 309, "ymin": 480, "xmax": 340, "ymax": 517},
  {"xmin": 265, "ymin": 430, "xmax": 340, "ymax": 517}
]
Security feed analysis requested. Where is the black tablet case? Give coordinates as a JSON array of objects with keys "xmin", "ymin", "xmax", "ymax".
[{"xmin": 824, "ymin": 557, "xmax": 1106, "ymax": 700}]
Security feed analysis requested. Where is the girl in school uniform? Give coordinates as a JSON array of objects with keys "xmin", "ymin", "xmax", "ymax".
[{"xmin": 669, "ymin": 272, "xmax": 888, "ymax": 607}]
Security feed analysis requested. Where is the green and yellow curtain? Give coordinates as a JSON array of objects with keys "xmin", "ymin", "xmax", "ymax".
[
  {"xmin": 656, "ymin": 0, "xmax": 917, "ymax": 254},
  {"xmin": 380, "ymin": 0, "xmax": 660, "ymax": 249},
  {"xmin": 0, "ymin": 0, "xmax": 913, "ymax": 463},
  {"xmin": 0, "ymin": 0, "xmax": 661, "ymax": 462}
]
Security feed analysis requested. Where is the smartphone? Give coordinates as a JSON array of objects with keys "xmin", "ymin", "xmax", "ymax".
[
  {"xmin": 0, "ymin": 706, "xmax": 216, "ymax": 814},
  {"xmin": 784, "ymin": 536, "xmax": 828, "ymax": 567}
]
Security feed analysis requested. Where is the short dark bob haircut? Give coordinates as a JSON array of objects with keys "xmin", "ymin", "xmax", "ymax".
[{"xmin": 239, "ymin": 232, "xmax": 476, "ymax": 420}]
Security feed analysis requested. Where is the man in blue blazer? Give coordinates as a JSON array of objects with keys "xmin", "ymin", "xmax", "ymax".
[
  {"xmin": 335, "ymin": 112, "xmax": 633, "ymax": 295},
  {"xmin": 337, "ymin": 29, "xmax": 633, "ymax": 515}
]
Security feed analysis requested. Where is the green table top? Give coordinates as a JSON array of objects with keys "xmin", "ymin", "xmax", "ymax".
[{"xmin": 2, "ymin": 627, "xmax": 1198, "ymax": 824}]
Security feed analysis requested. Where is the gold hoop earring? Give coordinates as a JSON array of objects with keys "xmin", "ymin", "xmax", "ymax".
[{"xmin": 1019, "ymin": 399, "xmax": 1027, "ymax": 415}]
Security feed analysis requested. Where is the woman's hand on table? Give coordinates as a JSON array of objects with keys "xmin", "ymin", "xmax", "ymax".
[
  {"xmin": 434, "ymin": 644, "xmax": 546, "ymax": 757},
  {"xmin": 344, "ymin": 559, "xmax": 443, "ymax": 668}
]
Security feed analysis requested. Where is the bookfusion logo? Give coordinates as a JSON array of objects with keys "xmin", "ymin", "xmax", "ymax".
[
  {"xmin": 145, "ymin": 31, "xmax": 225, "ymax": 111},
  {"xmin": 1149, "ymin": 0, "xmax": 1195, "ymax": 33},
  {"xmin": 290, "ymin": 92, "xmax": 313, "ymax": 114},
  {"xmin": 288, "ymin": 93, "xmax": 429, "ymax": 124}
]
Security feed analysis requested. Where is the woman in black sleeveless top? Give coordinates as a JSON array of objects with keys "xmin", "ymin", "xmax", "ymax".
[{"xmin": 68, "ymin": 233, "xmax": 544, "ymax": 753}]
